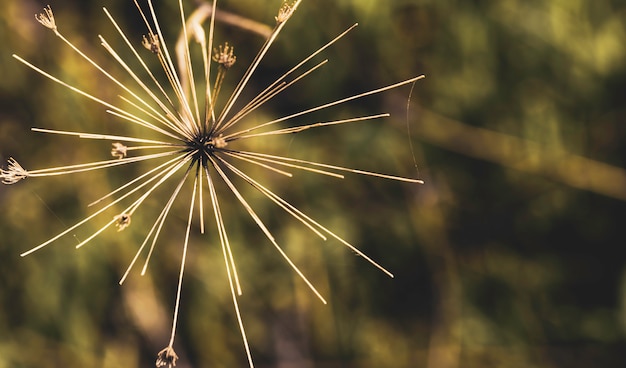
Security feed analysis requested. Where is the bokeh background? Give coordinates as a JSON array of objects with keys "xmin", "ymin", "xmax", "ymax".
[{"xmin": 1, "ymin": 0, "xmax": 626, "ymax": 367}]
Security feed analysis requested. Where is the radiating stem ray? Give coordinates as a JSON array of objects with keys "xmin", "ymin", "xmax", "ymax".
[
  {"xmin": 75, "ymin": 217, "xmax": 118, "ymax": 249},
  {"xmin": 140, "ymin": 160, "xmax": 195, "ymax": 275},
  {"xmin": 216, "ymin": 155, "xmax": 394, "ymax": 277},
  {"xmin": 135, "ymin": 161, "xmax": 193, "ymax": 275},
  {"xmin": 198, "ymin": 163, "xmax": 205, "ymax": 234},
  {"xmin": 223, "ymin": 75, "xmax": 426, "ymax": 140},
  {"xmin": 78, "ymin": 155, "xmax": 193, "ymax": 251},
  {"xmin": 221, "ymin": 151, "xmax": 293, "ymax": 178},
  {"xmin": 176, "ymin": 0, "xmax": 202, "ymax": 128},
  {"xmin": 146, "ymin": 0, "xmax": 196, "ymax": 131},
  {"xmin": 208, "ymin": 155, "xmax": 327, "ymax": 304},
  {"xmin": 25, "ymin": 150, "xmax": 179, "ymax": 177},
  {"xmin": 225, "ymin": 81, "xmax": 286, "ymax": 128},
  {"xmin": 204, "ymin": 164, "xmax": 242, "ymax": 295},
  {"xmin": 113, "ymin": 97, "xmax": 183, "ymax": 140},
  {"xmin": 167, "ymin": 167, "xmax": 198, "ymax": 349},
  {"xmin": 124, "ymin": 145, "xmax": 178, "ymax": 151},
  {"xmin": 210, "ymin": 63, "xmax": 230, "ymax": 124},
  {"xmin": 135, "ymin": 0, "xmax": 194, "ymax": 136},
  {"xmin": 119, "ymin": 166, "xmax": 189, "ymax": 284},
  {"xmin": 41, "ymin": 13, "xmax": 184, "ymax": 138},
  {"xmin": 221, "ymin": 225, "xmax": 254, "ymax": 368},
  {"xmin": 31, "ymin": 128, "xmax": 175, "ymax": 146},
  {"xmin": 133, "ymin": 0, "xmax": 155, "ymax": 36},
  {"xmin": 99, "ymin": 35, "xmax": 194, "ymax": 138},
  {"xmin": 12, "ymin": 54, "xmax": 182, "ymax": 140},
  {"xmin": 232, "ymin": 150, "xmax": 424, "ymax": 183},
  {"xmin": 103, "ymin": 7, "xmax": 188, "ymax": 135},
  {"xmin": 223, "ymin": 150, "xmax": 344, "ymax": 179},
  {"xmin": 205, "ymin": 162, "xmax": 253, "ymax": 367},
  {"xmin": 140, "ymin": 192, "xmax": 180, "ymax": 275},
  {"xmin": 216, "ymin": 0, "xmax": 303, "ymax": 129},
  {"xmin": 216, "ymin": 155, "xmax": 327, "ymax": 241},
  {"xmin": 204, "ymin": 0, "xmax": 218, "ymax": 129},
  {"xmin": 89, "ymin": 155, "xmax": 184, "ymax": 207},
  {"xmin": 218, "ymin": 60, "xmax": 329, "ymax": 134},
  {"xmin": 20, "ymin": 154, "xmax": 189, "ymax": 257},
  {"xmin": 218, "ymin": 22, "xmax": 361, "ymax": 134},
  {"xmin": 206, "ymin": 166, "xmax": 253, "ymax": 366},
  {"xmin": 239, "ymin": 23, "xmax": 358, "ymax": 119},
  {"xmin": 230, "ymin": 113, "xmax": 390, "ymax": 140},
  {"xmin": 119, "ymin": 204, "xmax": 167, "ymax": 284}
]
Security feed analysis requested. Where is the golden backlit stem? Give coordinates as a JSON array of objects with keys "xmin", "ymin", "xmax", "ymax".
[
  {"xmin": 209, "ymin": 155, "xmax": 328, "ymax": 304},
  {"xmin": 217, "ymin": 154, "xmax": 394, "ymax": 277},
  {"xmin": 224, "ymin": 75, "xmax": 426, "ymax": 140},
  {"xmin": 205, "ymin": 167, "xmax": 251, "ymax": 366},
  {"xmin": 216, "ymin": 0, "xmax": 303, "ymax": 130}
]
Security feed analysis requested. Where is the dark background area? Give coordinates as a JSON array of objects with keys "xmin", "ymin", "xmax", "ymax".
[{"xmin": 1, "ymin": 0, "xmax": 625, "ymax": 367}]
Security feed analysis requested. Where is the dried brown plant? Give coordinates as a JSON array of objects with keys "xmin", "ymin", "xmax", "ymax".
[{"xmin": 2, "ymin": 1, "xmax": 424, "ymax": 366}]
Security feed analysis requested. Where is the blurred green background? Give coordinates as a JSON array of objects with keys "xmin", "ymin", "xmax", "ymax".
[{"xmin": 1, "ymin": 0, "xmax": 626, "ymax": 367}]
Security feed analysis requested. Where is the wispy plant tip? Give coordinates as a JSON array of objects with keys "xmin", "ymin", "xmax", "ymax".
[
  {"xmin": 156, "ymin": 346, "xmax": 178, "ymax": 368},
  {"xmin": 212, "ymin": 42, "xmax": 237, "ymax": 69},
  {"xmin": 1, "ymin": 158, "xmax": 29, "ymax": 185},
  {"xmin": 276, "ymin": 1, "xmax": 297, "ymax": 24},
  {"xmin": 35, "ymin": 5, "xmax": 57, "ymax": 31}
]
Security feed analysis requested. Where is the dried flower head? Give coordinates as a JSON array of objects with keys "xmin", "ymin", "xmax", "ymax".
[
  {"xmin": 35, "ymin": 5, "xmax": 57, "ymax": 31},
  {"xmin": 111, "ymin": 142, "xmax": 128, "ymax": 159},
  {"xmin": 5, "ymin": 1, "xmax": 424, "ymax": 367},
  {"xmin": 276, "ymin": 1, "xmax": 297, "ymax": 24},
  {"xmin": 212, "ymin": 42, "xmax": 236, "ymax": 69},
  {"xmin": 1, "ymin": 157, "xmax": 29, "ymax": 184},
  {"xmin": 156, "ymin": 346, "xmax": 179, "ymax": 368}
]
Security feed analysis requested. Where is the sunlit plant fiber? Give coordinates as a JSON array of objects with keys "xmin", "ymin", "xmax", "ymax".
[{"xmin": 1, "ymin": 0, "xmax": 424, "ymax": 366}]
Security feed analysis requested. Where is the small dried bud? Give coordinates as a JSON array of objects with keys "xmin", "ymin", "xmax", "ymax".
[
  {"xmin": 212, "ymin": 43, "xmax": 236, "ymax": 69},
  {"xmin": 111, "ymin": 142, "xmax": 128, "ymax": 159},
  {"xmin": 156, "ymin": 346, "xmax": 179, "ymax": 368},
  {"xmin": 1, "ymin": 158, "xmax": 29, "ymax": 185},
  {"xmin": 114, "ymin": 213, "xmax": 131, "ymax": 231},
  {"xmin": 207, "ymin": 134, "xmax": 227, "ymax": 149},
  {"xmin": 35, "ymin": 5, "xmax": 57, "ymax": 31},
  {"xmin": 276, "ymin": 2, "xmax": 296, "ymax": 24},
  {"xmin": 142, "ymin": 33, "xmax": 160, "ymax": 54}
]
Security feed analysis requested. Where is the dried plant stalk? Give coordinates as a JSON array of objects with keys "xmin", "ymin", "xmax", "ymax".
[{"xmin": 2, "ymin": 1, "xmax": 424, "ymax": 367}]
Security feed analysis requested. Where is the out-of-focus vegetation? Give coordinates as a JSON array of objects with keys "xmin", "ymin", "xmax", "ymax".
[{"xmin": 1, "ymin": 0, "xmax": 625, "ymax": 367}]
